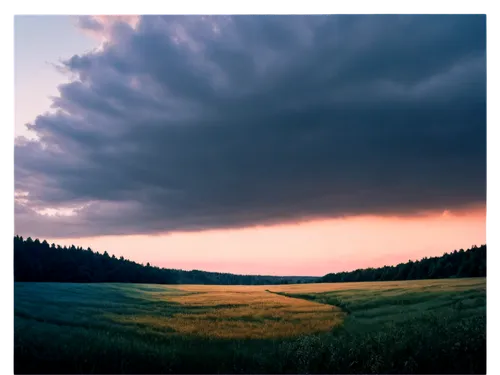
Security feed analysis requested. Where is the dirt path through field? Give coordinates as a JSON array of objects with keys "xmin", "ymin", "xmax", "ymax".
[{"xmin": 265, "ymin": 289, "xmax": 350, "ymax": 314}]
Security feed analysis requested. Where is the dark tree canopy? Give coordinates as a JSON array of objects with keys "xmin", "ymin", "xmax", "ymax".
[
  {"xmin": 13, "ymin": 236, "xmax": 315, "ymax": 285},
  {"xmin": 14, "ymin": 236, "xmax": 485, "ymax": 285},
  {"xmin": 319, "ymin": 245, "xmax": 486, "ymax": 283}
]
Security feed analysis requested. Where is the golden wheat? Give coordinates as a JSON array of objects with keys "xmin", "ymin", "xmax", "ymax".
[
  {"xmin": 106, "ymin": 278, "xmax": 485, "ymax": 339},
  {"xmin": 109, "ymin": 285, "xmax": 344, "ymax": 338}
]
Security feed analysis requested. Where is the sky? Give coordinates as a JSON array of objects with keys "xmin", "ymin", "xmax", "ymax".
[{"xmin": 14, "ymin": 15, "xmax": 486, "ymax": 276}]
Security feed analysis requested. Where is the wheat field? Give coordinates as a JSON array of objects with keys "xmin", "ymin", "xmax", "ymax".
[
  {"xmin": 108, "ymin": 285, "xmax": 345, "ymax": 338},
  {"xmin": 14, "ymin": 278, "xmax": 486, "ymax": 373}
]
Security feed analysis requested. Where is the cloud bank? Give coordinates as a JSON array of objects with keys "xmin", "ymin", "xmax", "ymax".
[{"xmin": 15, "ymin": 15, "xmax": 486, "ymax": 238}]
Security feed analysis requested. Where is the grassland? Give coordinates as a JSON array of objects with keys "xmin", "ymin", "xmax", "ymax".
[{"xmin": 14, "ymin": 278, "xmax": 486, "ymax": 374}]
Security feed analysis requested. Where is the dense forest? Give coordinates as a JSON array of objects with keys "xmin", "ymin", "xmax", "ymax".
[
  {"xmin": 14, "ymin": 236, "xmax": 485, "ymax": 285},
  {"xmin": 13, "ymin": 236, "xmax": 316, "ymax": 285},
  {"xmin": 319, "ymin": 244, "xmax": 486, "ymax": 283}
]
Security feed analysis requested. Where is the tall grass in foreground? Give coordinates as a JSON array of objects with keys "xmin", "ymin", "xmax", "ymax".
[{"xmin": 14, "ymin": 278, "xmax": 486, "ymax": 374}]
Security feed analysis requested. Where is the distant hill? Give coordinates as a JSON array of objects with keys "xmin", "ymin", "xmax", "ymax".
[
  {"xmin": 13, "ymin": 236, "xmax": 317, "ymax": 285},
  {"xmin": 319, "ymin": 244, "xmax": 486, "ymax": 283}
]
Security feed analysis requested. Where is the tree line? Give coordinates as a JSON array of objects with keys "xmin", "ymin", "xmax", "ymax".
[
  {"xmin": 13, "ymin": 236, "xmax": 316, "ymax": 285},
  {"xmin": 14, "ymin": 236, "xmax": 485, "ymax": 285},
  {"xmin": 319, "ymin": 244, "xmax": 486, "ymax": 283}
]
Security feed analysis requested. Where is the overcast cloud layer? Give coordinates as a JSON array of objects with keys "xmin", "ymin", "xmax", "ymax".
[{"xmin": 15, "ymin": 15, "xmax": 486, "ymax": 238}]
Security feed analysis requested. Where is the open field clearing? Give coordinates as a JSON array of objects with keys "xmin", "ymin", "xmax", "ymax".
[
  {"xmin": 14, "ymin": 278, "xmax": 486, "ymax": 374},
  {"xmin": 109, "ymin": 285, "xmax": 345, "ymax": 338}
]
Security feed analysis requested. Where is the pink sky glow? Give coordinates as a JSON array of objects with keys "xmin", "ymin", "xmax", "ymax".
[{"xmin": 47, "ymin": 205, "xmax": 486, "ymax": 276}]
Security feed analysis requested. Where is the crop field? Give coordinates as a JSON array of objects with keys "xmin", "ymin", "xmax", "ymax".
[{"xmin": 14, "ymin": 278, "xmax": 486, "ymax": 374}]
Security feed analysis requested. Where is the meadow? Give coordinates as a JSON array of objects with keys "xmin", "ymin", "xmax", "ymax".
[{"xmin": 14, "ymin": 278, "xmax": 486, "ymax": 374}]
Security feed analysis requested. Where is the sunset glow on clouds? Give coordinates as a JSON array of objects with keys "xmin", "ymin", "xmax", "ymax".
[
  {"xmin": 15, "ymin": 15, "xmax": 486, "ymax": 275},
  {"xmin": 48, "ymin": 205, "xmax": 485, "ymax": 276}
]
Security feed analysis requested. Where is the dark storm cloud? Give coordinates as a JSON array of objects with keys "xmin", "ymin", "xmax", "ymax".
[{"xmin": 15, "ymin": 15, "xmax": 486, "ymax": 238}]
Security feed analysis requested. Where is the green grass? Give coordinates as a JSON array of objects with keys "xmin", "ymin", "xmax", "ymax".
[{"xmin": 14, "ymin": 278, "xmax": 486, "ymax": 374}]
